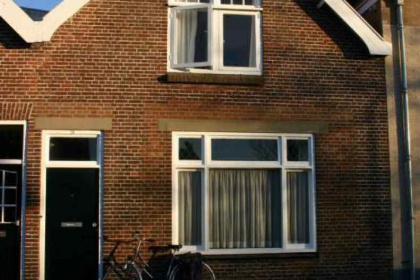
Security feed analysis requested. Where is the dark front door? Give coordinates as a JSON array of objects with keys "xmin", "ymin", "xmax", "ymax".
[
  {"xmin": 0, "ymin": 167, "xmax": 21, "ymax": 280},
  {"xmin": 45, "ymin": 168, "xmax": 99, "ymax": 280}
]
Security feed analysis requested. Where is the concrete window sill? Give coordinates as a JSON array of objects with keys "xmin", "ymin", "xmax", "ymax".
[{"xmin": 166, "ymin": 72, "xmax": 264, "ymax": 86}]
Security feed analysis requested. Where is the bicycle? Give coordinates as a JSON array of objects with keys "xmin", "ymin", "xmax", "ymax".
[{"xmin": 102, "ymin": 233, "xmax": 216, "ymax": 280}]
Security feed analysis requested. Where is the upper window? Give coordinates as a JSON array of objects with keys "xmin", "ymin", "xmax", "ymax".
[
  {"xmin": 173, "ymin": 133, "xmax": 316, "ymax": 254},
  {"xmin": 168, "ymin": 0, "xmax": 262, "ymax": 75}
]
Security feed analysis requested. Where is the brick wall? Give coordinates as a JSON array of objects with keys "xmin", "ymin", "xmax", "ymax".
[{"xmin": 0, "ymin": 0, "xmax": 392, "ymax": 279}]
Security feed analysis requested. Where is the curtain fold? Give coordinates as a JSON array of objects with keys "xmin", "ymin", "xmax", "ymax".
[
  {"xmin": 178, "ymin": 10, "xmax": 198, "ymax": 64},
  {"xmin": 178, "ymin": 171, "xmax": 202, "ymax": 246},
  {"xmin": 287, "ymin": 172, "xmax": 309, "ymax": 244},
  {"xmin": 209, "ymin": 169, "xmax": 281, "ymax": 249}
]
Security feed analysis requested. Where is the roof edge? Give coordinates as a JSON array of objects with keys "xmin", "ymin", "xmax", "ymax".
[{"xmin": 318, "ymin": 0, "xmax": 392, "ymax": 56}]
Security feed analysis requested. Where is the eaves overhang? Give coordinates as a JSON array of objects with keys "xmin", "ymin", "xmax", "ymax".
[
  {"xmin": 0, "ymin": 0, "xmax": 90, "ymax": 43},
  {"xmin": 318, "ymin": 0, "xmax": 392, "ymax": 56}
]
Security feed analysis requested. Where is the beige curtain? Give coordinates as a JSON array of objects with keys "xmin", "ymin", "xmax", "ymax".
[
  {"xmin": 287, "ymin": 172, "xmax": 309, "ymax": 244},
  {"xmin": 177, "ymin": 10, "xmax": 198, "ymax": 64},
  {"xmin": 209, "ymin": 169, "xmax": 282, "ymax": 249},
  {"xmin": 178, "ymin": 171, "xmax": 202, "ymax": 246}
]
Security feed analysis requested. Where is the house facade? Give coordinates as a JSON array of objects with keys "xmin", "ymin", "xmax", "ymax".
[{"xmin": 0, "ymin": 0, "xmax": 393, "ymax": 279}]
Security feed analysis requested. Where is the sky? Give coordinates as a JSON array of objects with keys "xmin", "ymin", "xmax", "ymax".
[{"xmin": 13, "ymin": 0, "xmax": 63, "ymax": 11}]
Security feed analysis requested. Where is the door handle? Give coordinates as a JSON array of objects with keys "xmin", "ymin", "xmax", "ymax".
[{"xmin": 92, "ymin": 222, "xmax": 98, "ymax": 228}]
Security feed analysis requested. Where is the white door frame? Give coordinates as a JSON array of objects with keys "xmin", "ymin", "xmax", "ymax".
[
  {"xmin": 0, "ymin": 120, "xmax": 27, "ymax": 280},
  {"xmin": 39, "ymin": 130, "xmax": 104, "ymax": 280}
]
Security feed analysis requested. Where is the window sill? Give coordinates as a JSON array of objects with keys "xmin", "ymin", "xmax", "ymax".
[
  {"xmin": 202, "ymin": 252, "xmax": 318, "ymax": 260},
  {"xmin": 166, "ymin": 72, "xmax": 264, "ymax": 86}
]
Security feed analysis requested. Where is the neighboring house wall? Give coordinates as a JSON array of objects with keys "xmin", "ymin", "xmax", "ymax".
[
  {"xmin": 0, "ymin": 0, "xmax": 392, "ymax": 279},
  {"xmin": 382, "ymin": 0, "xmax": 420, "ymax": 278}
]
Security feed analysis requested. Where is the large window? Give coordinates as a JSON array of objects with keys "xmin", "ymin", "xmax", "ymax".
[
  {"xmin": 172, "ymin": 133, "xmax": 316, "ymax": 254},
  {"xmin": 168, "ymin": 0, "xmax": 262, "ymax": 75}
]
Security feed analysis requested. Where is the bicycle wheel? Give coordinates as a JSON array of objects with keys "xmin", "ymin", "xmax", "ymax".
[
  {"xmin": 168, "ymin": 262, "xmax": 216, "ymax": 280},
  {"xmin": 125, "ymin": 263, "xmax": 142, "ymax": 280}
]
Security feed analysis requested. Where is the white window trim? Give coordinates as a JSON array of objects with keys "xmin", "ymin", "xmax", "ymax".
[
  {"xmin": 172, "ymin": 132, "xmax": 317, "ymax": 255},
  {"xmin": 167, "ymin": 0, "xmax": 263, "ymax": 75}
]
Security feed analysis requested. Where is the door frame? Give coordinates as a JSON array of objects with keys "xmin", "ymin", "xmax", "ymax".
[
  {"xmin": 0, "ymin": 120, "xmax": 27, "ymax": 280},
  {"xmin": 40, "ymin": 130, "xmax": 104, "ymax": 280}
]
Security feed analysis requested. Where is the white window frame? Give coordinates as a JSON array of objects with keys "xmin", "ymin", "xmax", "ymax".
[
  {"xmin": 172, "ymin": 132, "xmax": 317, "ymax": 255},
  {"xmin": 167, "ymin": 0, "xmax": 263, "ymax": 75}
]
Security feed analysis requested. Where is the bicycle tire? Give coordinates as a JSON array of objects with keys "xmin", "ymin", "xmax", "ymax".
[
  {"xmin": 102, "ymin": 263, "xmax": 141, "ymax": 280},
  {"xmin": 168, "ymin": 261, "xmax": 216, "ymax": 280}
]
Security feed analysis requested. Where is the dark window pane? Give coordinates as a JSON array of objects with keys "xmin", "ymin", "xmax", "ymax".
[
  {"xmin": 4, "ymin": 171, "xmax": 18, "ymax": 187},
  {"xmin": 287, "ymin": 140, "xmax": 309, "ymax": 162},
  {"xmin": 178, "ymin": 171, "xmax": 202, "ymax": 246},
  {"xmin": 50, "ymin": 138, "xmax": 97, "ymax": 161},
  {"xmin": 179, "ymin": 138, "xmax": 202, "ymax": 160},
  {"xmin": 0, "ymin": 125, "xmax": 23, "ymax": 159},
  {"xmin": 4, "ymin": 189, "xmax": 17, "ymax": 205},
  {"xmin": 233, "ymin": 0, "xmax": 242, "ymax": 4},
  {"xmin": 245, "ymin": 0, "xmax": 254, "ymax": 4},
  {"xmin": 287, "ymin": 172, "xmax": 309, "ymax": 244},
  {"xmin": 223, "ymin": 15, "xmax": 256, "ymax": 67},
  {"xmin": 212, "ymin": 139, "xmax": 278, "ymax": 161},
  {"xmin": 221, "ymin": 0, "xmax": 230, "ymax": 3},
  {"xmin": 4, "ymin": 207, "xmax": 16, "ymax": 222}
]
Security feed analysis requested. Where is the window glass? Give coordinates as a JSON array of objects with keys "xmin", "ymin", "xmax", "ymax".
[
  {"xmin": 3, "ymin": 207, "xmax": 16, "ymax": 222},
  {"xmin": 221, "ymin": 0, "xmax": 256, "ymax": 5},
  {"xmin": 0, "ymin": 125, "xmax": 23, "ymax": 159},
  {"xmin": 4, "ymin": 189, "xmax": 17, "ymax": 205},
  {"xmin": 209, "ymin": 169, "xmax": 282, "ymax": 249},
  {"xmin": 175, "ymin": 8, "xmax": 208, "ymax": 65},
  {"xmin": 212, "ymin": 139, "xmax": 277, "ymax": 161},
  {"xmin": 174, "ymin": 0, "xmax": 210, "ymax": 2},
  {"xmin": 178, "ymin": 171, "xmax": 202, "ymax": 246},
  {"xmin": 287, "ymin": 171, "xmax": 309, "ymax": 244},
  {"xmin": 50, "ymin": 137, "xmax": 97, "ymax": 161},
  {"xmin": 223, "ymin": 14, "xmax": 256, "ymax": 67},
  {"xmin": 179, "ymin": 138, "xmax": 202, "ymax": 160},
  {"xmin": 287, "ymin": 139, "xmax": 309, "ymax": 162}
]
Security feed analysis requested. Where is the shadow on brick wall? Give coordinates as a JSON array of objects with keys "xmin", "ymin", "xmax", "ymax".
[{"xmin": 0, "ymin": 18, "xmax": 30, "ymax": 49}]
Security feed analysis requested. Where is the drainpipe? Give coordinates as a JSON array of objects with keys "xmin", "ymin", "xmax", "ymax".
[{"xmin": 396, "ymin": 0, "xmax": 415, "ymax": 279}]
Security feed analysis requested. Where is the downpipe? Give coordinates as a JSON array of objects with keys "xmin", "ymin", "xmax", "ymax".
[{"xmin": 395, "ymin": 0, "xmax": 415, "ymax": 279}]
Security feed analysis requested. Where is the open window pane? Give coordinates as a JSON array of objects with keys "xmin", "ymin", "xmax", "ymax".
[
  {"xmin": 287, "ymin": 172, "xmax": 309, "ymax": 244},
  {"xmin": 173, "ymin": 6, "xmax": 211, "ymax": 68},
  {"xmin": 212, "ymin": 139, "xmax": 278, "ymax": 161},
  {"xmin": 50, "ymin": 137, "xmax": 97, "ymax": 161},
  {"xmin": 178, "ymin": 171, "xmax": 202, "ymax": 246},
  {"xmin": 0, "ymin": 125, "xmax": 23, "ymax": 159},
  {"xmin": 209, "ymin": 169, "xmax": 282, "ymax": 249},
  {"xmin": 223, "ymin": 14, "xmax": 257, "ymax": 67},
  {"xmin": 179, "ymin": 138, "xmax": 202, "ymax": 160}
]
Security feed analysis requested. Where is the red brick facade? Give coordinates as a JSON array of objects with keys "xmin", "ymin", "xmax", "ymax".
[{"xmin": 0, "ymin": 0, "xmax": 392, "ymax": 279}]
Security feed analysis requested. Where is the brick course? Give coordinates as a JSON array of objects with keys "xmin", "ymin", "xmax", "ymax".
[{"xmin": 0, "ymin": 0, "xmax": 392, "ymax": 279}]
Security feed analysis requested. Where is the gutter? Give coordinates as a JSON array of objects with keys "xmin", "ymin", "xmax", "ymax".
[{"xmin": 395, "ymin": 0, "xmax": 414, "ymax": 279}]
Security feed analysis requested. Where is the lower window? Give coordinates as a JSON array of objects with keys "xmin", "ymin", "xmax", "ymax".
[{"xmin": 173, "ymin": 133, "xmax": 316, "ymax": 254}]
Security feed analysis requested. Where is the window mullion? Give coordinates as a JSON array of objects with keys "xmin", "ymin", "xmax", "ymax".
[
  {"xmin": 281, "ymin": 168, "xmax": 288, "ymax": 249},
  {"xmin": 204, "ymin": 134, "xmax": 211, "ymax": 251}
]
